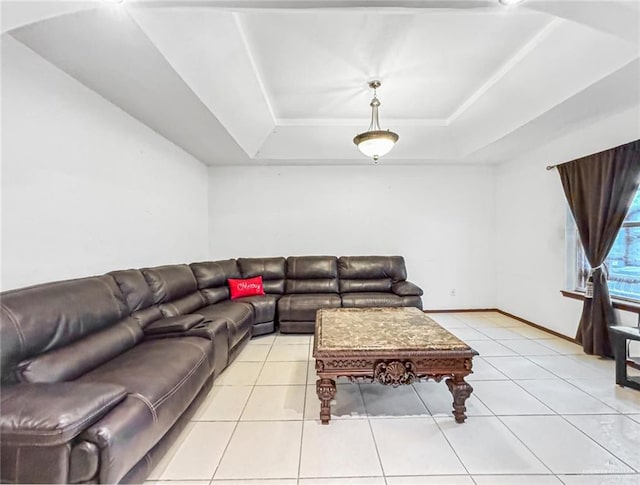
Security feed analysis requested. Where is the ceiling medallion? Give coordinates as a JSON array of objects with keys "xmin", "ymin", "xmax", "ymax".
[{"xmin": 353, "ymin": 80, "xmax": 399, "ymax": 162}]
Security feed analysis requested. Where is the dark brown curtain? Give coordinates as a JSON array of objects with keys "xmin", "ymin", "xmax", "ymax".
[{"xmin": 557, "ymin": 139, "xmax": 640, "ymax": 357}]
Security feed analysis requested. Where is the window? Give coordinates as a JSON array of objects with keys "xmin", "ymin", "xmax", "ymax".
[{"xmin": 576, "ymin": 188, "xmax": 640, "ymax": 301}]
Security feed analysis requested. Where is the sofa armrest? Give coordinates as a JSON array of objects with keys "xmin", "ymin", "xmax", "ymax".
[
  {"xmin": 392, "ymin": 281, "xmax": 424, "ymax": 297},
  {"xmin": 144, "ymin": 314, "xmax": 206, "ymax": 336},
  {"xmin": 0, "ymin": 382, "xmax": 127, "ymax": 447}
]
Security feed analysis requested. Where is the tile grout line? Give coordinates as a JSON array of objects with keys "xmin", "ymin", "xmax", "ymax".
[
  {"xmin": 465, "ymin": 314, "xmax": 637, "ymax": 478},
  {"xmin": 296, "ymin": 337, "xmax": 313, "ymax": 482},
  {"xmin": 168, "ymin": 319, "xmax": 639, "ymax": 483},
  {"xmin": 555, "ymin": 413, "xmax": 640, "ymax": 474},
  {"xmin": 452, "ymin": 316, "xmax": 559, "ymax": 477},
  {"xmin": 360, "ymin": 382, "xmax": 390, "ymax": 480},
  {"xmin": 513, "ymin": 352, "xmax": 622, "ymax": 413},
  {"xmin": 208, "ymin": 338, "xmax": 274, "ymax": 482},
  {"xmin": 411, "ymin": 381, "xmax": 475, "ymax": 482}
]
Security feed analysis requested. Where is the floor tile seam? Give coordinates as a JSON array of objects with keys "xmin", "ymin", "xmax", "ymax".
[
  {"xmin": 515, "ymin": 351, "xmax": 595, "ymax": 382},
  {"xmin": 554, "ymin": 412, "xmax": 640, "ymax": 473},
  {"xmin": 490, "ymin": 341, "xmax": 561, "ymax": 356},
  {"xmin": 539, "ymin": 362, "xmax": 626, "ymax": 413},
  {"xmin": 265, "ymin": 359, "xmax": 310, "ymax": 362},
  {"xmin": 561, "ymin": 376, "xmax": 627, "ymax": 413},
  {"xmin": 211, "ymin": 354, "xmax": 269, "ymax": 480},
  {"xmin": 474, "ymin": 327, "xmax": 521, "ymax": 340},
  {"xmin": 363, "ymin": 412, "xmax": 387, "ymax": 476},
  {"xmin": 414, "ymin": 384, "xmax": 474, "ymax": 477},
  {"xmin": 298, "ymin": 473, "xmax": 388, "ymax": 479},
  {"xmin": 492, "ymin": 415, "xmax": 555, "ymax": 475},
  {"xmin": 359, "ymin": 382, "xmax": 388, "ymax": 477},
  {"xmin": 471, "ymin": 354, "xmax": 509, "ymax": 380},
  {"xmin": 410, "ymin": 381, "xmax": 445, "ymax": 417},
  {"xmin": 503, "ymin": 375, "xmax": 563, "ymax": 416},
  {"xmin": 450, "ymin": 383, "xmax": 495, "ymax": 418},
  {"xmin": 404, "ymin": 385, "xmax": 476, "ymax": 478},
  {"xmin": 534, "ymin": 338, "xmax": 582, "ymax": 354},
  {"xmin": 482, "ymin": 376, "xmax": 561, "ymax": 381},
  {"xmin": 297, "ymin": 343, "xmax": 311, "ymax": 479}
]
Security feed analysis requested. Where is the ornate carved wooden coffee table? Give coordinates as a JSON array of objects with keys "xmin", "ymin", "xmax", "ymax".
[{"xmin": 313, "ymin": 307, "xmax": 478, "ymax": 424}]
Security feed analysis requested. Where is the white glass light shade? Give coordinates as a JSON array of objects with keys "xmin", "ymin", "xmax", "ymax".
[{"xmin": 353, "ymin": 130, "xmax": 399, "ymax": 161}]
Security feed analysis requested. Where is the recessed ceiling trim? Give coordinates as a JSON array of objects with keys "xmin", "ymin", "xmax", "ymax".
[
  {"xmin": 233, "ymin": 12, "xmax": 276, "ymax": 122},
  {"xmin": 275, "ymin": 118, "xmax": 448, "ymax": 127},
  {"xmin": 446, "ymin": 16, "xmax": 563, "ymax": 125},
  {"xmin": 127, "ymin": 1, "xmax": 498, "ymax": 11},
  {"xmin": 232, "ymin": 11, "xmax": 279, "ymax": 156}
]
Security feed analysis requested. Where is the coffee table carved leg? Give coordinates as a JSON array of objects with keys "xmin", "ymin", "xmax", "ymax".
[
  {"xmin": 316, "ymin": 378, "xmax": 336, "ymax": 425},
  {"xmin": 446, "ymin": 375, "xmax": 473, "ymax": 423}
]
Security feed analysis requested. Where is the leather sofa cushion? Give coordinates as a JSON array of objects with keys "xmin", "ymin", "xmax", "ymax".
[
  {"xmin": 338, "ymin": 256, "xmax": 407, "ymax": 282},
  {"xmin": 238, "ymin": 257, "xmax": 286, "ymax": 294},
  {"xmin": 286, "ymin": 278, "xmax": 338, "ymax": 294},
  {"xmin": 201, "ymin": 287, "xmax": 229, "ymax": 305},
  {"xmin": 0, "ymin": 382, "xmax": 127, "ymax": 446},
  {"xmin": 144, "ymin": 315, "xmax": 205, "ymax": 335},
  {"xmin": 190, "ymin": 259, "xmax": 240, "ymax": 289},
  {"xmin": 110, "ymin": 269, "xmax": 154, "ymax": 312},
  {"xmin": 0, "ymin": 275, "xmax": 128, "ymax": 385},
  {"xmin": 142, "ymin": 265, "xmax": 198, "ymax": 304},
  {"xmin": 197, "ymin": 301, "xmax": 253, "ymax": 348},
  {"xmin": 158, "ymin": 292, "xmax": 206, "ymax": 317},
  {"xmin": 78, "ymin": 337, "xmax": 214, "ymax": 476},
  {"xmin": 1, "ymin": 442, "xmax": 70, "ymax": 484},
  {"xmin": 278, "ymin": 294, "xmax": 342, "ymax": 322},
  {"xmin": 80, "ymin": 395, "xmax": 156, "ymax": 484},
  {"xmin": 340, "ymin": 278, "xmax": 391, "ymax": 293},
  {"xmin": 117, "ymin": 379, "xmax": 212, "ymax": 485},
  {"xmin": 340, "ymin": 292, "xmax": 407, "ymax": 308},
  {"xmin": 234, "ymin": 295, "xmax": 278, "ymax": 324},
  {"xmin": 182, "ymin": 319, "xmax": 229, "ymax": 376},
  {"xmin": 131, "ymin": 306, "xmax": 164, "ymax": 328},
  {"xmin": 287, "ymin": 256, "xmax": 337, "ymax": 279},
  {"xmin": 286, "ymin": 256, "xmax": 338, "ymax": 294},
  {"xmin": 392, "ymin": 281, "xmax": 424, "ymax": 296},
  {"xmin": 400, "ymin": 295, "xmax": 424, "ymax": 310},
  {"xmin": 78, "ymin": 338, "xmax": 213, "ymax": 413},
  {"xmin": 279, "ymin": 321, "xmax": 315, "ymax": 333},
  {"xmin": 16, "ymin": 317, "xmax": 142, "ymax": 383},
  {"xmin": 69, "ymin": 440, "xmax": 99, "ymax": 483}
]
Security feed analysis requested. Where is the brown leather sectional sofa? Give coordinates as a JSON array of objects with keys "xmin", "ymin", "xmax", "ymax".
[{"xmin": 0, "ymin": 255, "xmax": 422, "ymax": 484}]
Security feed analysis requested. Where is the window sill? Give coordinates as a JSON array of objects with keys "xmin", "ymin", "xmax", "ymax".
[{"xmin": 560, "ymin": 290, "xmax": 640, "ymax": 314}]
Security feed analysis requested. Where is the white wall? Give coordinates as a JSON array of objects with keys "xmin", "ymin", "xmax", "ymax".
[
  {"xmin": 208, "ymin": 164, "xmax": 495, "ymax": 309},
  {"xmin": 495, "ymin": 107, "xmax": 640, "ymax": 337},
  {"xmin": 1, "ymin": 36, "xmax": 209, "ymax": 291}
]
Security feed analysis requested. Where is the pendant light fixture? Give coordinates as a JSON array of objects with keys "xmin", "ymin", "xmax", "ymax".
[{"xmin": 353, "ymin": 80, "xmax": 399, "ymax": 161}]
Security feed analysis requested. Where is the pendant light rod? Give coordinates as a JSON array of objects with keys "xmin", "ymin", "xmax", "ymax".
[
  {"xmin": 353, "ymin": 80, "xmax": 399, "ymax": 162},
  {"xmin": 367, "ymin": 80, "xmax": 382, "ymax": 131}
]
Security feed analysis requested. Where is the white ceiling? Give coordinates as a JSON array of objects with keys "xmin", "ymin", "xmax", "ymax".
[{"xmin": 4, "ymin": 0, "xmax": 640, "ymax": 165}]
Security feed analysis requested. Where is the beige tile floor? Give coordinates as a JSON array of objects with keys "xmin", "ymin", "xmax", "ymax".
[{"xmin": 146, "ymin": 311, "xmax": 640, "ymax": 485}]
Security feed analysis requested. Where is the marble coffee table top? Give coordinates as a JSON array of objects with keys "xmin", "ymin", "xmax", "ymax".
[{"xmin": 315, "ymin": 307, "xmax": 471, "ymax": 353}]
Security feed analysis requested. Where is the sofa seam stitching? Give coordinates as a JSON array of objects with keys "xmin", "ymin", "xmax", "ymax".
[
  {"xmin": 3, "ymin": 393, "xmax": 126, "ymax": 444},
  {"xmin": 1, "ymin": 305, "xmax": 25, "ymax": 353},
  {"xmin": 130, "ymin": 393, "xmax": 158, "ymax": 424},
  {"xmin": 153, "ymin": 351, "xmax": 206, "ymax": 409}
]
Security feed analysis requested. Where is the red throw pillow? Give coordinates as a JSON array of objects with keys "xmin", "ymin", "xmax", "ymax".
[{"xmin": 228, "ymin": 276, "xmax": 265, "ymax": 299}]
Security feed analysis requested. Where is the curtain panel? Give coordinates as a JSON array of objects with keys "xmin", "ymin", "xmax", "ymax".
[{"xmin": 557, "ymin": 139, "xmax": 640, "ymax": 357}]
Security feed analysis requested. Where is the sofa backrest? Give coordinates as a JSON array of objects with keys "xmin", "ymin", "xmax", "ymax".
[
  {"xmin": 190, "ymin": 259, "xmax": 240, "ymax": 304},
  {"xmin": 285, "ymin": 256, "xmax": 339, "ymax": 294},
  {"xmin": 141, "ymin": 265, "xmax": 205, "ymax": 317},
  {"xmin": 338, "ymin": 256, "xmax": 408, "ymax": 293},
  {"xmin": 0, "ymin": 276, "xmax": 137, "ymax": 384},
  {"xmin": 237, "ymin": 257, "xmax": 286, "ymax": 294},
  {"xmin": 110, "ymin": 269, "xmax": 163, "ymax": 327}
]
